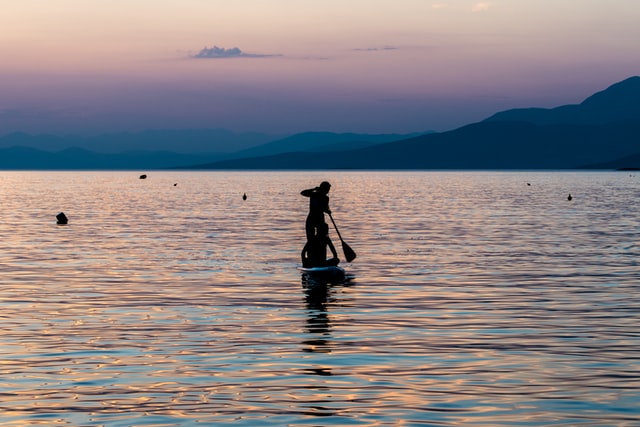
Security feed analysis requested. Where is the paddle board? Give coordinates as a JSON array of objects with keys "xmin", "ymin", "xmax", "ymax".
[{"xmin": 298, "ymin": 265, "xmax": 345, "ymax": 275}]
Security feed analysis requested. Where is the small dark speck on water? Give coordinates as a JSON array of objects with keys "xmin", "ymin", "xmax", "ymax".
[
  {"xmin": 139, "ymin": 174, "xmax": 147, "ymax": 179},
  {"xmin": 568, "ymin": 193, "xmax": 573, "ymax": 201},
  {"xmin": 243, "ymin": 193, "xmax": 247, "ymax": 200}
]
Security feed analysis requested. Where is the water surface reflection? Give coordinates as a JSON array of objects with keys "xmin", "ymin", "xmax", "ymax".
[
  {"xmin": 301, "ymin": 271, "xmax": 353, "ymax": 355},
  {"xmin": 0, "ymin": 171, "xmax": 638, "ymax": 426}
]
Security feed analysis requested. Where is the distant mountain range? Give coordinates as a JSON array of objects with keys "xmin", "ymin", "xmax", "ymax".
[
  {"xmin": 0, "ymin": 130, "xmax": 427, "ymax": 170},
  {"xmin": 186, "ymin": 121, "xmax": 640, "ymax": 170},
  {"xmin": 0, "ymin": 128, "xmax": 275, "ymax": 169},
  {"xmin": 0, "ymin": 128, "xmax": 276, "ymax": 153},
  {"xmin": 188, "ymin": 76, "xmax": 640, "ymax": 170},
  {"xmin": 0, "ymin": 146, "xmax": 217, "ymax": 170},
  {"xmin": 1, "ymin": 76, "xmax": 639, "ymax": 170}
]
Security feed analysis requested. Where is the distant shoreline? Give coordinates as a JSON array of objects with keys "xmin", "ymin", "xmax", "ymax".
[{"xmin": 0, "ymin": 168, "xmax": 631, "ymax": 172}]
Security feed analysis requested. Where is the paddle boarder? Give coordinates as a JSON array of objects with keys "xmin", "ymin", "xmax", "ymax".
[
  {"xmin": 301, "ymin": 181, "xmax": 331, "ymax": 241},
  {"xmin": 301, "ymin": 223, "xmax": 339, "ymax": 268}
]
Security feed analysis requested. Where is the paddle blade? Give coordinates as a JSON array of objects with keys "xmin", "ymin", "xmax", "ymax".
[{"xmin": 342, "ymin": 241, "xmax": 357, "ymax": 262}]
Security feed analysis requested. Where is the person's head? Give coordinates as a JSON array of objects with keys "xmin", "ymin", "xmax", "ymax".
[
  {"xmin": 319, "ymin": 181, "xmax": 331, "ymax": 194},
  {"xmin": 317, "ymin": 223, "xmax": 329, "ymax": 236}
]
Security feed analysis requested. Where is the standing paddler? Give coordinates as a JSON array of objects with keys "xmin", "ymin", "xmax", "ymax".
[{"xmin": 300, "ymin": 181, "xmax": 332, "ymax": 241}]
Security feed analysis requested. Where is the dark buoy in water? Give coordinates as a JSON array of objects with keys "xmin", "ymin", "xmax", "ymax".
[
  {"xmin": 568, "ymin": 194, "xmax": 573, "ymax": 201},
  {"xmin": 139, "ymin": 174, "xmax": 147, "ymax": 179},
  {"xmin": 174, "ymin": 183, "xmax": 177, "ymax": 186},
  {"xmin": 243, "ymin": 193, "xmax": 247, "ymax": 200},
  {"xmin": 56, "ymin": 212, "xmax": 68, "ymax": 225}
]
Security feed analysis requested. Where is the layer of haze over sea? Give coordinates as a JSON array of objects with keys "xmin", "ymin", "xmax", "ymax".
[{"xmin": 1, "ymin": 171, "xmax": 638, "ymax": 427}]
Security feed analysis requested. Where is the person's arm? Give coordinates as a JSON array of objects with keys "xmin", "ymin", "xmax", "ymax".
[
  {"xmin": 300, "ymin": 187, "xmax": 317, "ymax": 197},
  {"xmin": 327, "ymin": 238, "xmax": 338, "ymax": 259},
  {"xmin": 323, "ymin": 196, "xmax": 331, "ymax": 214}
]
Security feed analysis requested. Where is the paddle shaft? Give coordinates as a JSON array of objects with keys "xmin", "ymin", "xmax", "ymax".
[
  {"xmin": 328, "ymin": 213, "xmax": 356, "ymax": 262},
  {"xmin": 328, "ymin": 213, "xmax": 345, "ymax": 241}
]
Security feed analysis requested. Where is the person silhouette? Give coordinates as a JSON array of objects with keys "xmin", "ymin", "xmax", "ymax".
[
  {"xmin": 301, "ymin": 181, "xmax": 331, "ymax": 241},
  {"xmin": 301, "ymin": 223, "xmax": 339, "ymax": 268}
]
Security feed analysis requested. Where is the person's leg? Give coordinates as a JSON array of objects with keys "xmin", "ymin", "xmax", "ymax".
[{"xmin": 305, "ymin": 218, "xmax": 315, "ymax": 241}]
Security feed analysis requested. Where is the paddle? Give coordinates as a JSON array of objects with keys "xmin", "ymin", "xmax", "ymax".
[{"xmin": 328, "ymin": 212, "xmax": 357, "ymax": 262}]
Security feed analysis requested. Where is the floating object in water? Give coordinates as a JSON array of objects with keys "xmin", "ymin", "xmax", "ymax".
[
  {"xmin": 56, "ymin": 212, "xmax": 68, "ymax": 225},
  {"xmin": 568, "ymin": 194, "xmax": 573, "ymax": 201},
  {"xmin": 243, "ymin": 193, "xmax": 247, "ymax": 200},
  {"xmin": 174, "ymin": 183, "xmax": 178, "ymax": 186},
  {"xmin": 139, "ymin": 174, "xmax": 147, "ymax": 179}
]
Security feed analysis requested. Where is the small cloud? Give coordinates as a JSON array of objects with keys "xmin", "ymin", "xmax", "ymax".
[
  {"xmin": 192, "ymin": 45, "xmax": 280, "ymax": 59},
  {"xmin": 194, "ymin": 46, "xmax": 242, "ymax": 58},
  {"xmin": 354, "ymin": 46, "xmax": 398, "ymax": 52},
  {"xmin": 472, "ymin": 2, "xmax": 493, "ymax": 12}
]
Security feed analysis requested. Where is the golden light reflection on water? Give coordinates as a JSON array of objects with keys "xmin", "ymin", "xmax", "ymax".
[{"xmin": 0, "ymin": 171, "xmax": 639, "ymax": 426}]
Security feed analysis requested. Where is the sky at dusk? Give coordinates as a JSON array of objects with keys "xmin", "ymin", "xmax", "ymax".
[{"xmin": 1, "ymin": 0, "xmax": 639, "ymax": 137}]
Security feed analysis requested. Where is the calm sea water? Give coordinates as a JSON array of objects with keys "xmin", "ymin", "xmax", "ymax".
[{"xmin": 0, "ymin": 171, "xmax": 638, "ymax": 427}]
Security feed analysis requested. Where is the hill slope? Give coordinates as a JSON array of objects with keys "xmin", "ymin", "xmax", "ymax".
[
  {"xmin": 484, "ymin": 76, "xmax": 640, "ymax": 125},
  {"xmin": 234, "ymin": 131, "xmax": 427, "ymax": 158}
]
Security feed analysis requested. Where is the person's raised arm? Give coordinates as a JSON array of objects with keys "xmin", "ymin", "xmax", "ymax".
[{"xmin": 300, "ymin": 187, "xmax": 317, "ymax": 197}]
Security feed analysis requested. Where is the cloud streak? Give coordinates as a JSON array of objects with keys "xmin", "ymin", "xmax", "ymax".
[
  {"xmin": 472, "ymin": 2, "xmax": 493, "ymax": 12},
  {"xmin": 192, "ymin": 45, "xmax": 280, "ymax": 59}
]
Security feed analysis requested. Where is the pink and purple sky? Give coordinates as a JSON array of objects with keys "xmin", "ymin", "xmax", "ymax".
[{"xmin": 1, "ymin": 0, "xmax": 639, "ymax": 137}]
